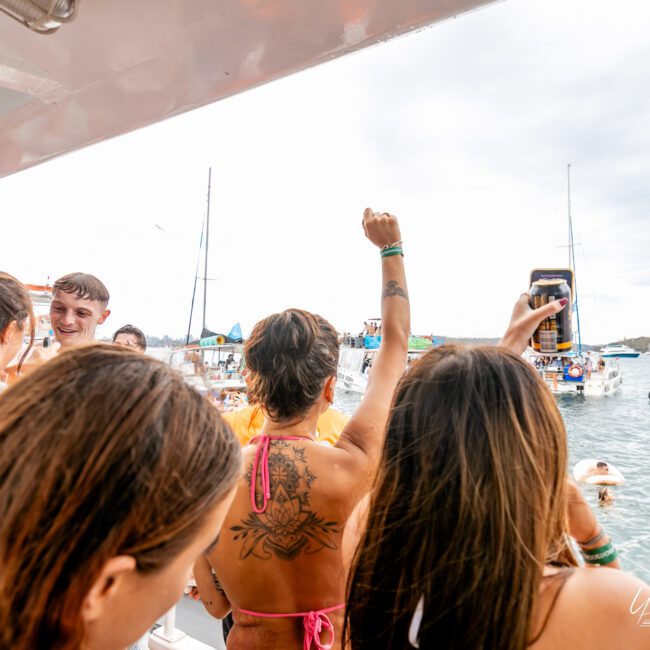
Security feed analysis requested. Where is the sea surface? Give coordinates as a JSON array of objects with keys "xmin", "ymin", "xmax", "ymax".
[{"xmin": 334, "ymin": 356, "xmax": 650, "ymax": 583}]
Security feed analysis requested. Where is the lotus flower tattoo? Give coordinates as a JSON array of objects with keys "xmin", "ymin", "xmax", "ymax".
[{"xmin": 231, "ymin": 443, "xmax": 339, "ymax": 561}]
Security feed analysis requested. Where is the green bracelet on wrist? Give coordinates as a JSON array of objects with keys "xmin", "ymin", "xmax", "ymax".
[
  {"xmin": 380, "ymin": 247, "xmax": 404, "ymax": 258},
  {"xmin": 580, "ymin": 541, "xmax": 618, "ymax": 565}
]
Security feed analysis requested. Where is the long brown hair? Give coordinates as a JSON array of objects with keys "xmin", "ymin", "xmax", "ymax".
[
  {"xmin": 0, "ymin": 345, "xmax": 241, "ymax": 649},
  {"xmin": 0, "ymin": 272, "xmax": 35, "ymax": 372},
  {"xmin": 244, "ymin": 308, "xmax": 339, "ymax": 421},
  {"xmin": 345, "ymin": 345, "xmax": 576, "ymax": 649}
]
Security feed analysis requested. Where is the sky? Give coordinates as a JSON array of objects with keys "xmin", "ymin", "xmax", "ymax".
[{"xmin": 1, "ymin": 0, "xmax": 649, "ymax": 345}]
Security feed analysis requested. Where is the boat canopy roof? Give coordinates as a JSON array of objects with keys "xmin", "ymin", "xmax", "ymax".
[{"xmin": 0, "ymin": 0, "xmax": 496, "ymax": 178}]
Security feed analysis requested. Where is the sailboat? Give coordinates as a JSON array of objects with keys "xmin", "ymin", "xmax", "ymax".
[
  {"xmin": 166, "ymin": 169, "xmax": 247, "ymax": 402},
  {"xmin": 531, "ymin": 165, "xmax": 622, "ymax": 397}
]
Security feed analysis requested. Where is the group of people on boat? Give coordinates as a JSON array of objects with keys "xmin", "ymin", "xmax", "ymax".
[
  {"xmin": 531, "ymin": 351, "xmax": 608, "ymax": 382},
  {"xmin": 0, "ymin": 208, "xmax": 648, "ymax": 649}
]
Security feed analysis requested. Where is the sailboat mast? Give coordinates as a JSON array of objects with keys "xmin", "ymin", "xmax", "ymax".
[
  {"xmin": 202, "ymin": 167, "xmax": 212, "ymax": 333},
  {"xmin": 567, "ymin": 164, "xmax": 582, "ymax": 354},
  {"xmin": 185, "ymin": 215, "xmax": 206, "ymax": 346}
]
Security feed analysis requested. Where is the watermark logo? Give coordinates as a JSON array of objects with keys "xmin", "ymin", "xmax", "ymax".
[{"xmin": 630, "ymin": 587, "xmax": 650, "ymax": 627}]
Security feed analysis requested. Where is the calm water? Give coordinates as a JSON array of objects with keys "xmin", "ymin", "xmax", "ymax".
[{"xmin": 334, "ymin": 356, "xmax": 650, "ymax": 583}]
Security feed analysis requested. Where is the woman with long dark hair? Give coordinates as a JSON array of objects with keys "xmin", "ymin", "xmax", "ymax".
[
  {"xmin": 0, "ymin": 272, "xmax": 34, "ymax": 387},
  {"xmin": 0, "ymin": 345, "xmax": 241, "ymax": 649},
  {"xmin": 345, "ymin": 312, "xmax": 649, "ymax": 649}
]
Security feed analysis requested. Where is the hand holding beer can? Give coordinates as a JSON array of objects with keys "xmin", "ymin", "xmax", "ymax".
[{"xmin": 530, "ymin": 279, "xmax": 572, "ymax": 353}]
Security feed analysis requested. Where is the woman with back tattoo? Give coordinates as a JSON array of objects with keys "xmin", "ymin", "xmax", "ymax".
[{"xmin": 192, "ymin": 208, "xmax": 410, "ymax": 649}]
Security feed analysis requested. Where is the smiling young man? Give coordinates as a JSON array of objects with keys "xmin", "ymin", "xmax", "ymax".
[{"xmin": 50, "ymin": 273, "xmax": 111, "ymax": 349}]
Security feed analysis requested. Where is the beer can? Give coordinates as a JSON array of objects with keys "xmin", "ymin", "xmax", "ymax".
[{"xmin": 530, "ymin": 279, "xmax": 572, "ymax": 353}]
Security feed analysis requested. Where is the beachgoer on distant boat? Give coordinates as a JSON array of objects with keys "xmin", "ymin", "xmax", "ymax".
[
  {"xmin": 0, "ymin": 272, "xmax": 34, "ymax": 389},
  {"xmin": 112, "ymin": 324, "xmax": 147, "ymax": 352},
  {"xmin": 192, "ymin": 208, "xmax": 410, "ymax": 650},
  {"xmin": 345, "ymin": 295, "xmax": 648, "ymax": 650},
  {"xmin": 0, "ymin": 345, "xmax": 241, "ymax": 650}
]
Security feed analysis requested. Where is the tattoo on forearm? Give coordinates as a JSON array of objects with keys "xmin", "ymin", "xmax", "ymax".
[
  {"xmin": 212, "ymin": 574, "xmax": 225, "ymax": 595},
  {"xmin": 382, "ymin": 280, "xmax": 408, "ymax": 300}
]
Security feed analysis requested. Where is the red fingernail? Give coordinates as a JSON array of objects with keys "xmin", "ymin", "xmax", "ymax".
[{"xmin": 559, "ymin": 298, "xmax": 569, "ymax": 307}]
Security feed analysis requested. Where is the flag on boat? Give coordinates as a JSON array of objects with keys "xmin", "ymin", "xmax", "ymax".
[{"xmin": 228, "ymin": 323, "xmax": 243, "ymax": 343}]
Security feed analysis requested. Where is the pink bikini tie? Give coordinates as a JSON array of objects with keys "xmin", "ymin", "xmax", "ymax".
[
  {"xmin": 238, "ymin": 604, "xmax": 345, "ymax": 650},
  {"xmin": 249, "ymin": 434, "xmax": 305, "ymax": 513}
]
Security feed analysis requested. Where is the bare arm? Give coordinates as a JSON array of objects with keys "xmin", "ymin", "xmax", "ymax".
[
  {"xmin": 337, "ymin": 208, "xmax": 410, "ymax": 473},
  {"xmin": 192, "ymin": 555, "xmax": 232, "ymax": 619},
  {"xmin": 566, "ymin": 478, "xmax": 621, "ymax": 569}
]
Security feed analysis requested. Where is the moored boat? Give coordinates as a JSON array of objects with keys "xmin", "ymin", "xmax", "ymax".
[{"xmin": 599, "ymin": 343, "xmax": 641, "ymax": 358}]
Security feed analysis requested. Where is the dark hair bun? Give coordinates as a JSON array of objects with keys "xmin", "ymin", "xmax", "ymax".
[{"xmin": 245, "ymin": 309, "xmax": 339, "ymax": 421}]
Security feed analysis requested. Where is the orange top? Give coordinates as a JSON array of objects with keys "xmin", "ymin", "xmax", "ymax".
[{"xmin": 222, "ymin": 405, "xmax": 348, "ymax": 447}]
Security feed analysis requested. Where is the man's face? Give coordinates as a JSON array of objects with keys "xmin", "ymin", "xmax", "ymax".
[
  {"xmin": 50, "ymin": 291, "xmax": 110, "ymax": 348},
  {"xmin": 596, "ymin": 465, "xmax": 609, "ymax": 475}
]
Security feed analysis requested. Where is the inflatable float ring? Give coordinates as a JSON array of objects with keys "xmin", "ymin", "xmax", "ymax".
[{"xmin": 573, "ymin": 458, "xmax": 625, "ymax": 485}]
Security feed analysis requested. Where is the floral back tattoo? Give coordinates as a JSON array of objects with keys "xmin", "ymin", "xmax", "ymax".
[{"xmin": 231, "ymin": 442, "xmax": 339, "ymax": 561}]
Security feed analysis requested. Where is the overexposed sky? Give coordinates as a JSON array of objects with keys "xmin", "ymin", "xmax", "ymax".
[{"xmin": 2, "ymin": 0, "xmax": 649, "ymax": 344}]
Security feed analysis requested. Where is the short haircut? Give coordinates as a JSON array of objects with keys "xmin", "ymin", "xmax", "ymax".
[
  {"xmin": 596, "ymin": 461, "xmax": 608, "ymax": 468},
  {"xmin": 112, "ymin": 324, "xmax": 147, "ymax": 351},
  {"xmin": 53, "ymin": 273, "xmax": 109, "ymax": 307}
]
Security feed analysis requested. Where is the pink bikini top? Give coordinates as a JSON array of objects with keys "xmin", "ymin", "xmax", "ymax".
[{"xmin": 246, "ymin": 434, "xmax": 345, "ymax": 649}]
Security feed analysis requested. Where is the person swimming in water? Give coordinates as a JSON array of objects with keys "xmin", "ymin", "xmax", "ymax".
[{"xmin": 598, "ymin": 487, "xmax": 615, "ymax": 505}]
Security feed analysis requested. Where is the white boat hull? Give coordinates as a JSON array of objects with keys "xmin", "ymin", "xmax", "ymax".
[{"xmin": 539, "ymin": 368, "xmax": 622, "ymax": 397}]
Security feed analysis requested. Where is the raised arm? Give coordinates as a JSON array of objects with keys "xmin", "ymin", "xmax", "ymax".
[
  {"xmin": 336, "ymin": 208, "xmax": 410, "ymax": 471},
  {"xmin": 499, "ymin": 292, "xmax": 569, "ymax": 355}
]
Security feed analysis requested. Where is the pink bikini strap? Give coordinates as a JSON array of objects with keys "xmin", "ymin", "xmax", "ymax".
[
  {"xmin": 249, "ymin": 434, "xmax": 305, "ymax": 513},
  {"xmin": 238, "ymin": 604, "xmax": 345, "ymax": 650}
]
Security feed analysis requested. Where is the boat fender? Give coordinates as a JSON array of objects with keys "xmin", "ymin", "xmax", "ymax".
[{"xmin": 573, "ymin": 459, "xmax": 625, "ymax": 485}]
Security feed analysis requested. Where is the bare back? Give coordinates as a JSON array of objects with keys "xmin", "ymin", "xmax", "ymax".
[
  {"xmin": 211, "ymin": 439, "xmax": 366, "ymax": 648},
  {"xmin": 196, "ymin": 209, "xmax": 410, "ymax": 649}
]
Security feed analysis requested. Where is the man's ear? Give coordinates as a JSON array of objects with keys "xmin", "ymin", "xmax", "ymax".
[
  {"xmin": 98, "ymin": 309, "xmax": 111, "ymax": 326},
  {"xmin": 81, "ymin": 555, "xmax": 136, "ymax": 622}
]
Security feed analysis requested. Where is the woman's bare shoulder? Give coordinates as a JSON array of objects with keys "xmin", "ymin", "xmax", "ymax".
[{"xmin": 548, "ymin": 567, "xmax": 650, "ymax": 648}]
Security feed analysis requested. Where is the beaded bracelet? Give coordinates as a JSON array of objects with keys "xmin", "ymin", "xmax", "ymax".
[
  {"xmin": 578, "ymin": 525, "xmax": 606, "ymax": 548},
  {"xmin": 380, "ymin": 246, "xmax": 404, "ymax": 258},
  {"xmin": 581, "ymin": 540, "xmax": 619, "ymax": 565}
]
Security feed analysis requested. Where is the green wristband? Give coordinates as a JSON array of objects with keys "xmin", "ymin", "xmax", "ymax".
[
  {"xmin": 380, "ymin": 247, "xmax": 404, "ymax": 258},
  {"xmin": 581, "ymin": 541, "xmax": 618, "ymax": 565}
]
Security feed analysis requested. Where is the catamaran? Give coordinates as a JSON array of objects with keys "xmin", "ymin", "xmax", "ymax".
[{"xmin": 529, "ymin": 165, "xmax": 622, "ymax": 397}]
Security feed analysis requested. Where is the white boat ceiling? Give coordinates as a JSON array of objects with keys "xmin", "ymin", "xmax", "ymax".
[{"xmin": 0, "ymin": 0, "xmax": 496, "ymax": 179}]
